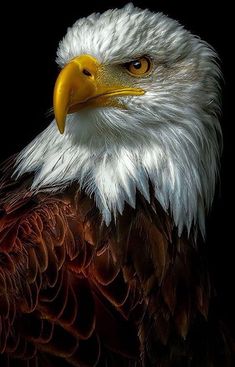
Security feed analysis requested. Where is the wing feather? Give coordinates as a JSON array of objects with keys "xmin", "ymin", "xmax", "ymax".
[{"xmin": 0, "ymin": 161, "xmax": 233, "ymax": 366}]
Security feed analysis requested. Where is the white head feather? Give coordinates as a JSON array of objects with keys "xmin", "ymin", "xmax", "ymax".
[{"xmin": 15, "ymin": 3, "xmax": 222, "ymax": 236}]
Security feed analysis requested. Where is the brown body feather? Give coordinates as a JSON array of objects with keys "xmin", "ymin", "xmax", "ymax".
[{"xmin": 0, "ymin": 159, "xmax": 233, "ymax": 366}]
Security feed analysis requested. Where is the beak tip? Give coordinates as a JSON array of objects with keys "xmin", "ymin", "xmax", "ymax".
[
  {"xmin": 55, "ymin": 118, "xmax": 65, "ymax": 135},
  {"xmin": 59, "ymin": 126, "xmax": 65, "ymax": 134}
]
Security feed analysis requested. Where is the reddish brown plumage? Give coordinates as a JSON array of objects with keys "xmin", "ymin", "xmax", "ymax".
[{"xmin": 0, "ymin": 159, "xmax": 233, "ymax": 366}]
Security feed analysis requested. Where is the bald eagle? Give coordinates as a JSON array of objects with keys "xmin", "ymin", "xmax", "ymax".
[{"xmin": 0, "ymin": 3, "xmax": 233, "ymax": 367}]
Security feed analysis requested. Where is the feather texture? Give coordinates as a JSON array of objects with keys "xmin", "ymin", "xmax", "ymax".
[{"xmin": 0, "ymin": 160, "xmax": 233, "ymax": 366}]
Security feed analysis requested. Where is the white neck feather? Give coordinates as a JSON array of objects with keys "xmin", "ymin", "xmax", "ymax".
[{"xmin": 14, "ymin": 103, "xmax": 221, "ymax": 236}]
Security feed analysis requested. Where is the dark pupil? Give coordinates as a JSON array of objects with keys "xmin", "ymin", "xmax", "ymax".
[{"xmin": 132, "ymin": 60, "xmax": 142, "ymax": 69}]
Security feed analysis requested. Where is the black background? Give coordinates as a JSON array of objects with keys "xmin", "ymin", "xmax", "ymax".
[{"xmin": 1, "ymin": 1, "xmax": 234, "ymax": 331}]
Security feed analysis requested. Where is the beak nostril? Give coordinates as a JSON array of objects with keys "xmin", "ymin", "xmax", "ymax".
[{"xmin": 82, "ymin": 69, "xmax": 92, "ymax": 77}]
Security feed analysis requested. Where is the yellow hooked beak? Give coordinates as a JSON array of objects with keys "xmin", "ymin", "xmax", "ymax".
[{"xmin": 53, "ymin": 54, "xmax": 144, "ymax": 133}]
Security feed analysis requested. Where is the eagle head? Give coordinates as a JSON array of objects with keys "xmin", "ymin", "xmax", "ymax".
[{"xmin": 15, "ymin": 3, "xmax": 222, "ymax": 235}]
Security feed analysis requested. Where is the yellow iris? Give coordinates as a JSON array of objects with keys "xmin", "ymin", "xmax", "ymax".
[{"xmin": 126, "ymin": 56, "xmax": 152, "ymax": 76}]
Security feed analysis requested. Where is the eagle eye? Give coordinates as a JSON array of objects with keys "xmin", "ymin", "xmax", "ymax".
[{"xmin": 125, "ymin": 56, "xmax": 152, "ymax": 77}]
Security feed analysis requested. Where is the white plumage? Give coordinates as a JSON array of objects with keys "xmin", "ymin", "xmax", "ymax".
[{"xmin": 14, "ymin": 3, "xmax": 222, "ymax": 235}]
